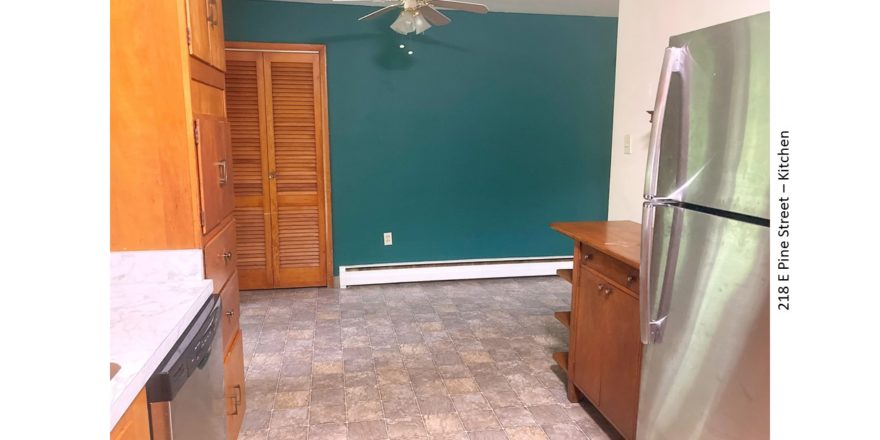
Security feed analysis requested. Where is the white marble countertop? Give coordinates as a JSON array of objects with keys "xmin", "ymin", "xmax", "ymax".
[{"xmin": 110, "ymin": 279, "xmax": 213, "ymax": 430}]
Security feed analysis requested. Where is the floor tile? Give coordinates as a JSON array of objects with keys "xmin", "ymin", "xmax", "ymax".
[
  {"xmin": 385, "ymin": 416, "xmax": 428, "ymax": 439},
  {"xmin": 423, "ymin": 413, "xmax": 465, "ymax": 435},
  {"xmin": 540, "ymin": 424, "xmax": 587, "ymax": 440},
  {"xmin": 347, "ymin": 420, "xmax": 388, "ymax": 440},
  {"xmin": 494, "ymin": 408, "xmax": 537, "ymax": 428},
  {"xmin": 505, "ymin": 426, "xmax": 549, "ymax": 440},
  {"xmin": 307, "ymin": 423, "xmax": 347, "ymax": 440},
  {"xmin": 459, "ymin": 410, "xmax": 501, "ymax": 431}
]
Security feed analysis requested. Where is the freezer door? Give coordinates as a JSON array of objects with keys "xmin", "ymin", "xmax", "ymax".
[
  {"xmin": 644, "ymin": 13, "xmax": 769, "ymax": 220},
  {"xmin": 638, "ymin": 203, "xmax": 768, "ymax": 440}
]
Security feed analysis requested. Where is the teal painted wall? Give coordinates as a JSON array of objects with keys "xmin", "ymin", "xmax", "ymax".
[{"xmin": 223, "ymin": 1, "xmax": 618, "ymax": 272}]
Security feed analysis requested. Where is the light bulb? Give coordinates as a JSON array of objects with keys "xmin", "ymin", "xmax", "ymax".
[
  {"xmin": 390, "ymin": 10, "xmax": 415, "ymax": 35},
  {"xmin": 413, "ymin": 13, "xmax": 431, "ymax": 34}
]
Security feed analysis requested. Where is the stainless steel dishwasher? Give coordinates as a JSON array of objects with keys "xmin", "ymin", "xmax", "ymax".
[{"xmin": 147, "ymin": 294, "xmax": 227, "ymax": 440}]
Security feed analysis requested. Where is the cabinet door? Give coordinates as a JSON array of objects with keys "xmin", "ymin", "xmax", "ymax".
[
  {"xmin": 226, "ymin": 50, "xmax": 275, "ymax": 289},
  {"xmin": 224, "ymin": 331, "xmax": 246, "ymax": 440},
  {"xmin": 599, "ymin": 284, "xmax": 641, "ymax": 440},
  {"xmin": 186, "ymin": 0, "xmax": 211, "ymax": 64},
  {"xmin": 208, "ymin": 0, "xmax": 226, "ymax": 70},
  {"xmin": 196, "ymin": 116, "xmax": 235, "ymax": 234},
  {"xmin": 571, "ymin": 268, "xmax": 605, "ymax": 402},
  {"xmin": 263, "ymin": 52, "xmax": 330, "ymax": 288},
  {"xmin": 111, "ymin": 388, "xmax": 151, "ymax": 440}
]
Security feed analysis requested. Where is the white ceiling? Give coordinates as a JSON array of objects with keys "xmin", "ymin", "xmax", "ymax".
[{"xmin": 270, "ymin": 0, "xmax": 619, "ymax": 17}]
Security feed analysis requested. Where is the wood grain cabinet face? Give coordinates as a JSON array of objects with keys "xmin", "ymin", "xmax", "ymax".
[
  {"xmin": 224, "ymin": 331, "xmax": 246, "ymax": 440},
  {"xmin": 208, "ymin": 0, "xmax": 226, "ymax": 70},
  {"xmin": 186, "ymin": 0, "xmax": 226, "ymax": 71},
  {"xmin": 186, "ymin": 0, "xmax": 211, "ymax": 65},
  {"xmin": 571, "ymin": 267, "xmax": 642, "ymax": 440},
  {"xmin": 204, "ymin": 220, "xmax": 238, "ymax": 293},
  {"xmin": 196, "ymin": 116, "xmax": 235, "ymax": 235},
  {"xmin": 581, "ymin": 243, "xmax": 640, "ymax": 295},
  {"xmin": 220, "ymin": 272, "xmax": 241, "ymax": 353},
  {"xmin": 110, "ymin": 388, "xmax": 151, "ymax": 440},
  {"xmin": 572, "ymin": 268, "xmax": 604, "ymax": 401},
  {"xmin": 598, "ymin": 281, "xmax": 641, "ymax": 440}
]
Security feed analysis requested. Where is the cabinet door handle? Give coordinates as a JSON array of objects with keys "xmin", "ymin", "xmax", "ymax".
[
  {"xmin": 226, "ymin": 310, "xmax": 235, "ymax": 317},
  {"xmin": 596, "ymin": 283, "xmax": 605, "ymax": 292},
  {"xmin": 222, "ymin": 250, "xmax": 233, "ymax": 262},
  {"xmin": 268, "ymin": 170, "xmax": 277, "ymax": 180},
  {"xmin": 626, "ymin": 275, "xmax": 636, "ymax": 283},
  {"xmin": 227, "ymin": 384, "xmax": 242, "ymax": 415},
  {"xmin": 207, "ymin": 0, "xmax": 217, "ymax": 26},
  {"xmin": 583, "ymin": 253, "xmax": 593, "ymax": 261},
  {"xmin": 216, "ymin": 159, "xmax": 228, "ymax": 186},
  {"xmin": 604, "ymin": 287, "xmax": 613, "ymax": 296}
]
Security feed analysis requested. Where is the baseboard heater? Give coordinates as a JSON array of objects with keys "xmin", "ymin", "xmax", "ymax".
[{"xmin": 338, "ymin": 256, "xmax": 573, "ymax": 288}]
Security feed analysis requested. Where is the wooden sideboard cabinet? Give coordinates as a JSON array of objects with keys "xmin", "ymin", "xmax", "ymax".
[{"xmin": 551, "ymin": 221, "xmax": 642, "ymax": 440}]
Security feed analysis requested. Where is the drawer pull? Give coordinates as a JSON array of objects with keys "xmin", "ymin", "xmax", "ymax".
[
  {"xmin": 626, "ymin": 275, "xmax": 636, "ymax": 283},
  {"xmin": 226, "ymin": 310, "xmax": 235, "ymax": 317},
  {"xmin": 222, "ymin": 250, "xmax": 233, "ymax": 262},
  {"xmin": 583, "ymin": 253, "xmax": 593, "ymax": 261},
  {"xmin": 597, "ymin": 283, "xmax": 605, "ymax": 292},
  {"xmin": 604, "ymin": 287, "xmax": 613, "ymax": 296}
]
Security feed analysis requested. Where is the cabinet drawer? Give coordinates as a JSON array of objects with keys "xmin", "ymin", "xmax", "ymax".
[
  {"xmin": 580, "ymin": 243, "xmax": 639, "ymax": 295},
  {"xmin": 220, "ymin": 271, "xmax": 240, "ymax": 353},
  {"xmin": 204, "ymin": 220, "xmax": 237, "ymax": 293},
  {"xmin": 224, "ymin": 331, "xmax": 246, "ymax": 440}
]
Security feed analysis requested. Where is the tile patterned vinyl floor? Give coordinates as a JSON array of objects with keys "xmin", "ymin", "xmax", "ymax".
[{"xmin": 237, "ymin": 277, "xmax": 623, "ymax": 440}]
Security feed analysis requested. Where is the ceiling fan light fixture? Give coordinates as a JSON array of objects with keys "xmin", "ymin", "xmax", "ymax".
[
  {"xmin": 390, "ymin": 10, "xmax": 415, "ymax": 35},
  {"xmin": 413, "ymin": 12, "xmax": 432, "ymax": 34}
]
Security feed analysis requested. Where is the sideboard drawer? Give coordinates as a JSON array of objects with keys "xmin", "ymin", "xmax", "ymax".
[
  {"xmin": 580, "ymin": 243, "xmax": 639, "ymax": 295},
  {"xmin": 204, "ymin": 220, "xmax": 237, "ymax": 293}
]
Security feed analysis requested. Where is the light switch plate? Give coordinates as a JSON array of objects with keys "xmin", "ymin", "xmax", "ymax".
[{"xmin": 383, "ymin": 232, "xmax": 393, "ymax": 246}]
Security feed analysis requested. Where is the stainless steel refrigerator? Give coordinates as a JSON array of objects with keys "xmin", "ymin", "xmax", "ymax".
[{"xmin": 638, "ymin": 12, "xmax": 769, "ymax": 440}]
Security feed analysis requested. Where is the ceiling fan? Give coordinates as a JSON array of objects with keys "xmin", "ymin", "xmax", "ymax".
[{"xmin": 332, "ymin": 0, "xmax": 489, "ymax": 35}]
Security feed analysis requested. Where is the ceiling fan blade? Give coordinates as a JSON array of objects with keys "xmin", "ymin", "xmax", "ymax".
[
  {"xmin": 431, "ymin": 0, "xmax": 489, "ymax": 14},
  {"xmin": 419, "ymin": 5, "xmax": 451, "ymax": 26},
  {"xmin": 358, "ymin": 4, "xmax": 399, "ymax": 21}
]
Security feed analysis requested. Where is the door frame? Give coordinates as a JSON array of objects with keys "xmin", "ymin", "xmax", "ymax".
[{"xmin": 225, "ymin": 41, "xmax": 334, "ymax": 287}]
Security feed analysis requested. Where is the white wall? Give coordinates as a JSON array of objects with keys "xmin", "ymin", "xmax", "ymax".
[{"xmin": 607, "ymin": 0, "xmax": 769, "ymax": 221}]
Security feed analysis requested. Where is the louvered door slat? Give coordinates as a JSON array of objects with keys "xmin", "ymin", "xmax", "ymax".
[
  {"xmin": 226, "ymin": 52, "xmax": 274, "ymax": 289},
  {"xmin": 264, "ymin": 52, "xmax": 329, "ymax": 287}
]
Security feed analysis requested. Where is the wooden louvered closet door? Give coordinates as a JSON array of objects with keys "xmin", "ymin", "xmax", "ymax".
[
  {"xmin": 226, "ymin": 50, "xmax": 274, "ymax": 289},
  {"xmin": 225, "ymin": 45, "xmax": 332, "ymax": 289}
]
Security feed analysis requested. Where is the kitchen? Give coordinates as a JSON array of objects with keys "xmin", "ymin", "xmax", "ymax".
[
  {"xmin": 108, "ymin": 0, "xmax": 766, "ymax": 439},
  {"xmin": 5, "ymin": 0, "xmax": 875, "ymax": 439}
]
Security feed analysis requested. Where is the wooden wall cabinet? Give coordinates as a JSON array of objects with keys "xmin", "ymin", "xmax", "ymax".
[
  {"xmin": 186, "ymin": 0, "xmax": 226, "ymax": 71},
  {"xmin": 111, "ymin": 0, "xmax": 245, "ymax": 437},
  {"xmin": 551, "ymin": 221, "xmax": 643, "ymax": 440}
]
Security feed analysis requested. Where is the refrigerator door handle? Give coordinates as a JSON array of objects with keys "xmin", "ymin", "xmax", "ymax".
[
  {"xmin": 644, "ymin": 47, "xmax": 683, "ymax": 200},
  {"xmin": 640, "ymin": 202, "xmax": 656, "ymax": 344},
  {"xmin": 641, "ymin": 201, "xmax": 676, "ymax": 344}
]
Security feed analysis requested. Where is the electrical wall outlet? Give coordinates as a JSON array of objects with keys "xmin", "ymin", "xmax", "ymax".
[
  {"xmin": 624, "ymin": 134, "xmax": 632, "ymax": 154},
  {"xmin": 383, "ymin": 232, "xmax": 393, "ymax": 246}
]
